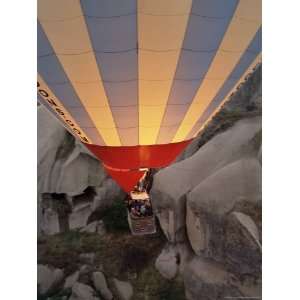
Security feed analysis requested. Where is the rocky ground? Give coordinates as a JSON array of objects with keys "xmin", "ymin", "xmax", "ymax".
[
  {"xmin": 38, "ymin": 225, "xmax": 185, "ymax": 300},
  {"xmin": 38, "ymin": 64, "xmax": 262, "ymax": 300}
]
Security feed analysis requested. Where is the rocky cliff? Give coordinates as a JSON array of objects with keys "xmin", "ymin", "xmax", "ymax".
[
  {"xmin": 38, "ymin": 106, "xmax": 126, "ymax": 235},
  {"xmin": 150, "ymin": 65, "xmax": 262, "ymax": 300},
  {"xmin": 151, "ymin": 117, "xmax": 261, "ymax": 299}
]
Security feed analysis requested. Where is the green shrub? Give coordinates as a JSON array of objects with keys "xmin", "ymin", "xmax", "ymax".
[
  {"xmin": 101, "ymin": 198, "xmax": 129, "ymax": 232},
  {"xmin": 156, "ymin": 280, "xmax": 186, "ymax": 300}
]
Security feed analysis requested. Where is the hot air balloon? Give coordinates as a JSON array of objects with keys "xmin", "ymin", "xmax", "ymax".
[{"xmin": 37, "ymin": 0, "xmax": 261, "ymax": 194}]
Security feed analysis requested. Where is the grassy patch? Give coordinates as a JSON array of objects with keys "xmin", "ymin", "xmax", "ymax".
[
  {"xmin": 156, "ymin": 279, "xmax": 186, "ymax": 300},
  {"xmin": 38, "ymin": 228, "xmax": 188, "ymax": 300},
  {"xmin": 38, "ymin": 202, "xmax": 179, "ymax": 299},
  {"xmin": 133, "ymin": 265, "xmax": 186, "ymax": 300},
  {"xmin": 38, "ymin": 231, "xmax": 104, "ymax": 275},
  {"xmin": 99, "ymin": 231, "xmax": 166, "ymax": 279},
  {"xmin": 38, "ymin": 229, "xmax": 166, "ymax": 277}
]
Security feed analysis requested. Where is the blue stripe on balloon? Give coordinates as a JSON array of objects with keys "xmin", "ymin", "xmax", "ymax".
[
  {"xmin": 156, "ymin": 0, "xmax": 238, "ymax": 144},
  {"xmin": 81, "ymin": 0, "xmax": 138, "ymax": 146},
  {"xmin": 186, "ymin": 27, "xmax": 262, "ymax": 139},
  {"xmin": 37, "ymin": 21, "xmax": 105, "ymax": 145},
  {"xmin": 80, "ymin": 0, "xmax": 136, "ymax": 18}
]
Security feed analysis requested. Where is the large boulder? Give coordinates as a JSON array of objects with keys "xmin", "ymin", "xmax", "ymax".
[
  {"xmin": 186, "ymin": 158, "xmax": 261, "ymax": 275},
  {"xmin": 38, "ymin": 106, "xmax": 105, "ymax": 195},
  {"xmin": 231, "ymin": 211, "xmax": 261, "ymax": 250},
  {"xmin": 112, "ymin": 279, "xmax": 133, "ymax": 300},
  {"xmin": 187, "ymin": 158, "xmax": 261, "ymax": 217},
  {"xmin": 223, "ymin": 211, "xmax": 262, "ymax": 276},
  {"xmin": 154, "ymin": 242, "xmax": 194, "ymax": 280},
  {"xmin": 92, "ymin": 272, "xmax": 113, "ymax": 300},
  {"xmin": 183, "ymin": 257, "xmax": 240, "ymax": 300},
  {"xmin": 63, "ymin": 271, "xmax": 79, "ymax": 289},
  {"xmin": 37, "ymin": 264, "xmax": 64, "ymax": 295},
  {"xmin": 151, "ymin": 117, "xmax": 261, "ymax": 242},
  {"xmin": 55, "ymin": 147, "xmax": 105, "ymax": 195},
  {"xmin": 69, "ymin": 283, "xmax": 99, "ymax": 300},
  {"xmin": 155, "ymin": 245, "xmax": 179, "ymax": 279},
  {"xmin": 37, "ymin": 106, "xmax": 67, "ymax": 194},
  {"xmin": 183, "ymin": 255, "xmax": 261, "ymax": 300}
]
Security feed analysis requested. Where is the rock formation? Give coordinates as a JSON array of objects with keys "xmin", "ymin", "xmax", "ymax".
[
  {"xmin": 63, "ymin": 271, "xmax": 79, "ymax": 289},
  {"xmin": 151, "ymin": 117, "xmax": 261, "ymax": 241},
  {"xmin": 69, "ymin": 282, "xmax": 99, "ymax": 300},
  {"xmin": 155, "ymin": 244, "xmax": 179, "ymax": 279},
  {"xmin": 38, "ymin": 106, "xmax": 125, "ymax": 235},
  {"xmin": 92, "ymin": 271, "xmax": 113, "ymax": 300},
  {"xmin": 37, "ymin": 264, "xmax": 64, "ymax": 295},
  {"xmin": 112, "ymin": 278, "xmax": 133, "ymax": 300},
  {"xmin": 151, "ymin": 116, "xmax": 262, "ymax": 299}
]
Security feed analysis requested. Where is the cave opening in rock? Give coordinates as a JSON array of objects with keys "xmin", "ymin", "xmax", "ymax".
[
  {"xmin": 72, "ymin": 186, "xmax": 96, "ymax": 207},
  {"xmin": 41, "ymin": 193, "xmax": 71, "ymax": 233}
]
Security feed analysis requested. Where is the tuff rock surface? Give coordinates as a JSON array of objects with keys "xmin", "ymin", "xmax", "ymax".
[
  {"xmin": 37, "ymin": 264, "xmax": 64, "ymax": 295},
  {"xmin": 113, "ymin": 278, "xmax": 133, "ymax": 300},
  {"xmin": 155, "ymin": 244, "xmax": 179, "ymax": 279},
  {"xmin": 92, "ymin": 272, "xmax": 113, "ymax": 300},
  {"xmin": 151, "ymin": 116, "xmax": 261, "ymax": 299},
  {"xmin": 151, "ymin": 117, "xmax": 261, "ymax": 244},
  {"xmin": 69, "ymin": 282, "xmax": 99, "ymax": 300},
  {"xmin": 38, "ymin": 106, "xmax": 125, "ymax": 235}
]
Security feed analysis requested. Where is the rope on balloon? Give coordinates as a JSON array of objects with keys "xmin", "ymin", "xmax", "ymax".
[
  {"xmin": 38, "ymin": 47, "xmax": 259, "ymax": 58},
  {"xmin": 79, "ymin": 121, "xmax": 199, "ymax": 130},
  {"xmin": 39, "ymin": 11, "xmax": 259, "ymax": 23},
  {"xmin": 39, "ymin": 72, "xmax": 249, "ymax": 86}
]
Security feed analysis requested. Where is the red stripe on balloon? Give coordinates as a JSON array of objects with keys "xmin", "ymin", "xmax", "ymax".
[
  {"xmin": 84, "ymin": 139, "xmax": 193, "ymax": 169},
  {"xmin": 84, "ymin": 139, "xmax": 193, "ymax": 192}
]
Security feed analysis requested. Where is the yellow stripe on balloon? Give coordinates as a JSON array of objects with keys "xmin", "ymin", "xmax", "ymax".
[
  {"xmin": 37, "ymin": 74, "xmax": 92, "ymax": 144},
  {"xmin": 173, "ymin": 0, "xmax": 261, "ymax": 143},
  {"xmin": 38, "ymin": 0, "xmax": 121, "ymax": 146},
  {"xmin": 138, "ymin": 0, "xmax": 193, "ymax": 145},
  {"xmin": 193, "ymin": 53, "xmax": 262, "ymax": 138}
]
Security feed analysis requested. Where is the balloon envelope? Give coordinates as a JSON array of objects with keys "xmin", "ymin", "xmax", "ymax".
[{"xmin": 37, "ymin": 0, "xmax": 261, "ymax": 191}]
